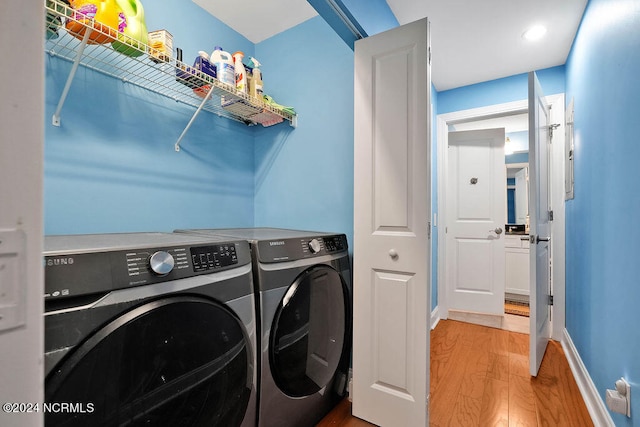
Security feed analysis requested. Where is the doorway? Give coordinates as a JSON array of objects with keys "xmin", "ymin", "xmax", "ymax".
[
  {"xmin": 447, "ymin": 116, "xmax": 530, "ymax": 332},
  {"xmin": 436, "ymin": 95, "xmax": 566, "ymax": 341}
]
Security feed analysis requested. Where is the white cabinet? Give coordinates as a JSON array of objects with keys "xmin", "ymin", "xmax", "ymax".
[{"xmin": 505, "ymin": 235, "xmax": 530, "ymax": 296}]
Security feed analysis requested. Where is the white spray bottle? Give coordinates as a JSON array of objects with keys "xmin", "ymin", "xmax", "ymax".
[
  {"xmin": 233, "ymin": 51, "xmax": 247, "ymax": 94},
  {"xmin": 249, "ymin": 57, "xmax": 263, "ymax": 100}
]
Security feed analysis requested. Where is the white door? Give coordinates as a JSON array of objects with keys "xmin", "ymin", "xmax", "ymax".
[
  {"xmin": 0, "ymin": 2, "xmax": 44, "ymax": 427},
  {"xmin": 528, "ymin": 72, "xmax": 552, "ymax": 376},
  {"xmin": 353, "ymin": 18, "xmax": 430, "ymax": 427},
  {"xmin": 446, "ymin": 129, "xmax": 506, "ymax": 315}
]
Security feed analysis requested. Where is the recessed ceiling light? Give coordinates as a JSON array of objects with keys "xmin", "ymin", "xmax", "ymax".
[{"xmin": 523, "ymin": 25, "xmax": 547, "ymax": 41}]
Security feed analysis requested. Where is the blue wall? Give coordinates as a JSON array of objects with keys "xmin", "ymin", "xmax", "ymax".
[
  {"xmin": 342, "ymin": 0, "xmax": 398, "ymax": 36},
  {"xmin": 438, "ymin": 65, "xmax": 566, "ymax": 115},
  {"xmin": 565, "ymin": 0, "xmax": 640, "ymax": 424},
  {"xmin": 45, "ymin": 0, "xmax": 256, "ymax": 234},
  {"xmin": 254, "ymin": 17, "xmax": 355, "ymax": 246},
  {"xmin": 44, "ymin": 1, "xmax": 359, "ymax": 247}
]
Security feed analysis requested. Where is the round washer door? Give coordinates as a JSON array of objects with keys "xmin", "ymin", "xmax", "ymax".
[
  {"xmin": 270, "ymin": 265, "xmax": 349, "ymax": 397},
  {"xmin": 46, "ymin": 296, "xmax": 252, "ymax": 427}
]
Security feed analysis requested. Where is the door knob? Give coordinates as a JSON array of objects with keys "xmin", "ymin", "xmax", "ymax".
[
  {"xmin": 490, "ymin": 227, "xmax": 503, "ymax": 235},
  {"xmin": 389, "ymin": 249, "xmax": 398, "ymax": 259}
]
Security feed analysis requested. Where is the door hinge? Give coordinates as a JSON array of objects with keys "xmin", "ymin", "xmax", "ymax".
[
  {"xmin": 548, "ymin": 295, "xmax": 554, "ymax": 306},
  {"xmin": 428, "ymin": 221, "xmax": 431, "ymax": 239},
  {"xmin": 549, "ymin": 123, "xmax": 561, "ymax": 139},
  {"xmin": 428, "ymin": 47, "xmax": 431, "ymax": 65},
  {"xmin": 549, "ymin": 210, "xmax": 554, "ymax": 221}
]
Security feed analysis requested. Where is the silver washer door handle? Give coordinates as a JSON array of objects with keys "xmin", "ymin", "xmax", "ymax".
[{"xmin": 490, "ymin": 227, "xmax": 503, "ymax": 235}]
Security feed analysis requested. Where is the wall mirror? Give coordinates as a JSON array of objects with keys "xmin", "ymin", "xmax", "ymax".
[{"xmin": 506, "ymin": 162, "xmax": 529, "ymax": 228}]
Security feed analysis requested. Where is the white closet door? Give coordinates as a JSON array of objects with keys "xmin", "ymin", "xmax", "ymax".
[{"xmin": 353, "ymin": 18, "xmax": 430, "ymax": 427}]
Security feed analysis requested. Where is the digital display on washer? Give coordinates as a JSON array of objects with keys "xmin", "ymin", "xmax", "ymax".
[
  {"xmin": 191, "ymin": 244, "xmax": 238, "ymax": 272},
  {"xmin": 323, "ymin": 236, "xmax": 346, "ymax": 252}
]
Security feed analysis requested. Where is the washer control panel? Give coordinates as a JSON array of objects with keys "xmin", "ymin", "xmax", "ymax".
[
  {"xmin": 45, "ymin": 240, "xmax": 247, "ymax": 301},
  {"xmin": 191, "ymin": 244, "xmax": 238, "ymax": 272},
  {"xmin": 126, "ymin": 247, "xmax": 189, "ymax": 279},
  {"xmin": 257, "ymin": 234, "xmax": 348, "ymax": 263}
]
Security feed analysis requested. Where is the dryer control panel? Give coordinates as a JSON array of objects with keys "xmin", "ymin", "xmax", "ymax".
[
  {"xmin": 44, "ymin": 240, "xmax": 249, "ymax": 301},
  {"xmin": 256, "ymin": 234, "xmax": 348, "ymax": 263},
  {"xmin": 191, "ymin": 244, "xmax": 238, "ymax": 272}
]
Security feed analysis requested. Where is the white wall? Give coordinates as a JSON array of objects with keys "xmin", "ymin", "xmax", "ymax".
[{"xmin": 0, "ymin": 2, "xmax": 44, "ymax": 426}]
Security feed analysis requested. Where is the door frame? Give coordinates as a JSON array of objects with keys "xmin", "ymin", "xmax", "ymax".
[{"xmin": 436, "ymin": 95, "xmax": 566, "ymax": 341}]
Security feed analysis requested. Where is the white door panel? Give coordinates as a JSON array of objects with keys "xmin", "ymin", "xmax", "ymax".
[
  {"xmin": 353, "ymin": 18, "xmax": 430, "ymax": 427},
  {"xmin": 528, "ymin": 72, "xmax": 552, "ymax": 376},
  {"xmin": 447, "ymin": 129, "xmax": 505, "ymax": 315}
]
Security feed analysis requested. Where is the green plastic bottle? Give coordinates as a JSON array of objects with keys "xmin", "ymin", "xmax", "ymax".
[{"xmin": 111, "ymin": 0, "xmax": 148, "ymax": 57}]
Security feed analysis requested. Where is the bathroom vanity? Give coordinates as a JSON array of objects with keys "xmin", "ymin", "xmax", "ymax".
[{"xmin": 505, "ymin": 233, "xmax": 530, "ymax": 296}]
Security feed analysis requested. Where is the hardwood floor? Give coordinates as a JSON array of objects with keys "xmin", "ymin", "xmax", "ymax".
[{"xmin": 317, "ymin": 319, "xmax": 592, "ymax": 427}]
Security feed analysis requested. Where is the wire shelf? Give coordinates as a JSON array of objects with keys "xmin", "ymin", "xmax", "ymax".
[{"xmin": 44, "ymin": 0, "xmax": 296, "ymax": 135}]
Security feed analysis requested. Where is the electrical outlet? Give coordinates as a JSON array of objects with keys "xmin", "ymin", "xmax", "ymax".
[
  {"xmin": 617, "ymin": 378, "xmax": 631, "ymax": 417},
  {"xmin": 606, "ymin": 377, "xmax": 631, "ymax": 417}
]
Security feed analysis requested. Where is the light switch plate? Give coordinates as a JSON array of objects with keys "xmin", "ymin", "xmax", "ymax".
[{"xmin": 0, "ymin": 229, "xmax": 26, "ymax": 332}]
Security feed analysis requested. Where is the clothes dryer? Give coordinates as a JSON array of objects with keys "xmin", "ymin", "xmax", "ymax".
[
  {"xmin": 175, "ymin": 228, "xmax": 352, "ymax": 427},
  {"xmin": 44, "ymin": 232, "xmax": 257, "ymax": 427}
]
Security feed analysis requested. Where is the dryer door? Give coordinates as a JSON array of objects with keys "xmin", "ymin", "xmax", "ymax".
[
  {"xmin": 270, "ymin": 265, "xmax": 349, "ymax": 397},
  {"xmin": 45, "ymin": 296, "xmax": 251, "ymax": 427}
]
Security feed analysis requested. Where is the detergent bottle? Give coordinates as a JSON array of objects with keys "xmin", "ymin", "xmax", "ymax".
[
  {"xmin": 233, "ymin": 51, "xmax": 247, "ymax": 94},
  {"xmin": 67, "ymin": 0, "xmax": 121, "ymax": 44},
  {"xmin": 248, "ymin": 57, "xmax": 263, "ymax": 100},
  {"xmin": 111, "ymin": 0, "xmax": 148, "ymax": 57},
  {"xmin": 210, "ymin": 46, "xmax": 235, "ymax": 88}
]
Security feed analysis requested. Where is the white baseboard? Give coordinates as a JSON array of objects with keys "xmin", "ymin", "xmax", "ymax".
[
  {"xmin": 430, "ymin": 306, "xmax": 440, "ymax": 330},
  {"xmin": 562, "ymin": 328, "xmax": 614, "ymax": 427}
]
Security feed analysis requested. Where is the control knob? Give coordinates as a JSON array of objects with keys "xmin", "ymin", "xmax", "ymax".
[
  {"xmin": 149, "ymin": 251, "xmax": 175, "ymax": 276},
  {"xmin": 308, "ymin": 238, "xmax": 321, "ymax": 254}
]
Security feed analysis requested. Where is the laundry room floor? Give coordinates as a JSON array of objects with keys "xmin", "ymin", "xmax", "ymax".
[{"xmin": 318, "ymin": 320, "xmax": 593, "ymax": 426}]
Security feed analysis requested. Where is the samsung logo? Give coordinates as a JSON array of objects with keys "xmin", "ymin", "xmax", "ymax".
[
  {"xmin": 269, "ymin": 241, "xmax": 285, "ymax": 246},
  {"xmin": 46, "ymin": 257, "xmax": 75, "ymax": 267}
]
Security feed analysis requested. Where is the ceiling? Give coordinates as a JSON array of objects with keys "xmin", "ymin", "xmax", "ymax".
[
  {"xmin": 193, "ymin": 0, "xmax": 587, "ymax": 91},
  {"xmin": 192, "ymin": 0, "xmax": 318, "ymax": 44}
]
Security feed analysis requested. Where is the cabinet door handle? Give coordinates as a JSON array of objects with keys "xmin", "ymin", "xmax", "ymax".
[{"xmin": 490, "ymin": 227, "xmax": 503, "ymax": 235}]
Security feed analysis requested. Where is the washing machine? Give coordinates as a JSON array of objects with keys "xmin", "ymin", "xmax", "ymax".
[
  {"xmin": 44, "ymin": 232, "xmax": 257, "ymax": 427},
  {"xmin": 175, "ymin": 228, "xmax": 352, "ymax": 427}
]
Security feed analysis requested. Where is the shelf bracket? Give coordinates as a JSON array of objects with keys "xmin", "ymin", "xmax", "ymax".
[
  {"xmin": 52, "ymin": 28, "xmax": 92, "ymax": 127},
  {"xmin": 175, "ymin": 85, "xmax": 215, "ymax": 152}
]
